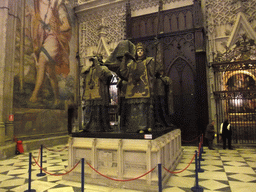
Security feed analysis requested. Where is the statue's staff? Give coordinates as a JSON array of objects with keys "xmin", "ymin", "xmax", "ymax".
[
  {"xmin": 153, "ymin": 0, "xmax": 163, "ymax": 82},
  {"xmin": 148, "ymin": 0, "xmax": 163, "ymax": 131},
  {"xmin": 152, "ymin": 0, "xmax": 163, "ymax": 98},
  {"xmin": 153, "ymin": 1, "xmax": 174, "ymax": 117},
  {"xmin": 76, "ymin": 52, "xmax": 82, "ymax": 130},
  {"xmin": 154, "ymin": 0, "xmax": 163, "ymax": 70}
]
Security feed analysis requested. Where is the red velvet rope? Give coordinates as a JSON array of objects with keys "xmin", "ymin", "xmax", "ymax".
[
  {"xmin": 87, "ymin": 162, "xmax": 156, "ymax": 182},
  {"xmin": 43, "ymin": 145, "xmax": 68, "ymax": 152},
  {"xmin": 163, "ymin": 153, "xmax": 196, "ymax": 174},
  {"xmin": 182, "ymin": 134, "xmax": 201, "ymax": 143},
  {"xmin": 32, "ymin": 148, "xmax": 41, "ymax": 166},
  {"xmin": 33, "ymin": 135, "xmax": 204, "ymax": 178},
  {"xmin": 32, "ymin": 156, "xmax": 80, "ymax": 176}
]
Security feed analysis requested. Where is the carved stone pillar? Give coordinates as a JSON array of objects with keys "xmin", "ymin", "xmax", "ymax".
[
  {"xmin": 0, "ymin": 123, "xmax": 5, "ymax": 145},
  {"xmin": 5, "ymin": 123, "xmax": 14, "ymax": 143},
  {"xmin": 0, "ymin": 0, "xmax": 18, "ymax": 145},
  {"xmin": 0, "ymin": 0, "xmax": 8, "ymax": 145}
]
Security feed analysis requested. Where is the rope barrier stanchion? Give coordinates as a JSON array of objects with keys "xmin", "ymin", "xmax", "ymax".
[
  {"xmin": 81, "ymin": 158, "xmax": 84, "ymax": 192},
  {"xmin": 24, "ymin": 153, "xmax": 36, "ymax": 192},
  {"xmin": 37, "ymin": 145, "xmax": 46, "ymax": 177},
  {"xmin": 197, "ymin": 142, "xmax": 204, "ymax": 173},
  {"xmin": 33, "ymin": 156, "xmax": 80, "ymax": 176},
  {"xmin": 198, "ymin": 151, "xmax": 204, "ymax": 173},
  {"xmin": 198, "ymin": 141, "xmax": 205, "ymax": 162},
  {"xmin": 158, "ymin": 164, "xmax": 162, "ymax": 192},
  {"xmin": 191, "ymin": 151, "xmax": 203, "ymax": 192},
  {"xmin": 198, "ymin": 146, "xmax": 205, "ymax": 162},
  {"xmin": 201, "ymin": 134, "xmax": 206, "ymax": 154}
]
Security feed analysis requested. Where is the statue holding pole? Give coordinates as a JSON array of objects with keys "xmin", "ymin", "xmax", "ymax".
[{"xmin": 81, "ymin": 55, "xmax": 113, "ymax": 132}]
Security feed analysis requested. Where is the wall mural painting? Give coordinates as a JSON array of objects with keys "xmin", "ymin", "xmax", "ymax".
[{"xmin": 14, "ymin": 0, "xmax": 75, "ymax": 110}]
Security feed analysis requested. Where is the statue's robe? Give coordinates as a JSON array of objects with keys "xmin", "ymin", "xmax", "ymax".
[
  {"xmin": 105, "ymin": 40, "xmax": 174, "ymax": 133},
  {"xmin": 120, "ymin": 56, "xmax": 156, "ymax": 132},
  {"xmin": 82, "ymin": 64, "xmax": 113, "ymax": 132}
]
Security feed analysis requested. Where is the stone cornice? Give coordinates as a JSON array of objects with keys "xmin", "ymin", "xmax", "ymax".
[{"xmin": 74, "ymin": 0, "xmax": 126, "ymax": 15}]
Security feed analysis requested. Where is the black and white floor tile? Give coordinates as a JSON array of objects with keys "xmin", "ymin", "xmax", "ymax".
[
  {"xmin": 0, "ymin": 144, "xmax": 255, "ymax": 192},
  {"xmin": 165, "ymin": 146, "xmax": 256, "ymax": 192}
]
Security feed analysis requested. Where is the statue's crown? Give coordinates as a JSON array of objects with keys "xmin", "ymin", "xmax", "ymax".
[{"xmin": 136, "ymin": 42, "xmax": 145, "ymax": 50}]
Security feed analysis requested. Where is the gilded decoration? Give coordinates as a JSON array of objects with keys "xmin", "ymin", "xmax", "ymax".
[
  {"xmin": 83, "ymin": 67, "xmax": 102, "ymax": 100},
  {"xmin": 79, "ymin": 40, "xmax": 174, "ymax": 133},
  {"xmin": 125, "ymin": 58, "xmax": 151, "ymax": 99},
  {"xmin": 212, "ymin": 34, "xmax": 256, "ymax": 126},
  {"xmin": 212, "ymin": 34, "xmax": 256, "ymax": 64}
]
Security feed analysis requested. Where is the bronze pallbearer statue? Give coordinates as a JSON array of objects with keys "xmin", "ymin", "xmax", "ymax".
[
  {"xmin": 81, "ymin": 40, "xmax": 174, "ymax": 133},
  {"xmin": 118, "ymin": 41, "xmax": 173, "ymax": 133},
  {"xmin": 81, "ymin": 55, "xmax": 113, "ymax": 132}
]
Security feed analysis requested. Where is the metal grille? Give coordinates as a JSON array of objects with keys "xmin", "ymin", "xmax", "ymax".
[{"xmin": 213, "ymin": 60, "xmax": 256, "ymax": 144}]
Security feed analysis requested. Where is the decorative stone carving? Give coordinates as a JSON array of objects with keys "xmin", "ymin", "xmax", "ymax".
[
  {"xmin": 205, "ymin": 0, "xmax": 256, "ymax": 34},
  {"xmin": 227, "ymin": 12, "xmax": 256, "ymax": 48},
  {"xmin": 77, "ymin": 3, "xmax": 126, "ymax": 47},
  {"xmin": 205, "ymin": 0, "xmax": 256, "ymax": 63},
  {"xmin": 129, "ymin": 0, "xmax": 187, "ymax": 12},
  {"xmin": 130, "ymin": 0, "xmax": 158, "ymax": 11}
]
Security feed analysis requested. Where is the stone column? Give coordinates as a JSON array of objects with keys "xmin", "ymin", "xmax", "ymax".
[
  {"xmin": 0, "ymin": 0, "xmax": 18, "ymax": 145},
  {"xmin": 0, "ymin": 123, "xmax": 5, "ymax": 145},
  {"xmin": 0, "ymin": 0, "xmax": 8, "ymax": 145}
]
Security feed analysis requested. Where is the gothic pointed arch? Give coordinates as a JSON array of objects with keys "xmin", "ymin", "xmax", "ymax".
[
  {"xmin": 166, "ymin": 56, "xmax": 196, "ymax": 131},
  {"xmin": 167, "ymin": 56, "xmax": 195, "ymax": 95},
  {"xmin": 227, "ymin": 12, "xmax": 256, "ymax": 48}
]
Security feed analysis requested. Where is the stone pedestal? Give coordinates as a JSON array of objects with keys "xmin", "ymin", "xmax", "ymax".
[{"xmin": 64, "ymin": 129, "xmax": 182, "ymax": 191}]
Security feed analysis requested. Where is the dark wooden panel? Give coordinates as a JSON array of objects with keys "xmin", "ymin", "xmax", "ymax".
[{"xmin": 126, "ymin": 1, "xmax": 207, "ymax": 143}]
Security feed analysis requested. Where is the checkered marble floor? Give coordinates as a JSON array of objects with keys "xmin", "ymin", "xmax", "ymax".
[{"xmin": 0, "ymin": 144, "xmax": 255, "ymax": 192}]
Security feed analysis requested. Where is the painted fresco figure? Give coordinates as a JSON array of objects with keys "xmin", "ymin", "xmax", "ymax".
[
  {"xmin": 29, "ymin": 0, "xmax": 72, "ymax": 106},
  {"xmin": 119, "ymin": 42, "xmax": 173, "ymax": 133},
  {"xmin": 81, "ymin": 55, "xmax": 113, "ymax": 132}
]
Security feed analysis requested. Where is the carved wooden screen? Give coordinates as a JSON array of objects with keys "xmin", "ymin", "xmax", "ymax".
[
  {"xmin": 127, "ymin": 2, "xmax": 207, "ymax": 142},
  {"xmin": 166, "ymin": 56, "xmax": 197, "ymax": 138},
  {"xmin": 128, "ymin": 5, "xmax": 194, "ymax": 39}
]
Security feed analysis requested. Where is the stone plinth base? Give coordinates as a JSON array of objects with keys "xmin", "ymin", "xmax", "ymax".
[{"xmin": 63, "ymin": 129, "xmax": 182, "ymax": 191}]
